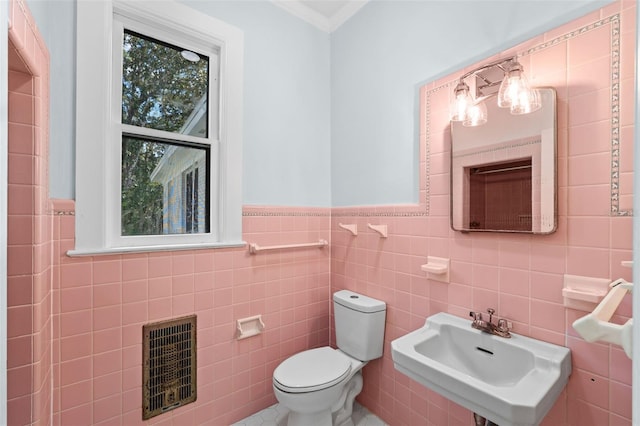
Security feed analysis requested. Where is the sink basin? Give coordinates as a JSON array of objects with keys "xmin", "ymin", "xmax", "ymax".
[{"xmin": 391, "ymin": 312, "xmax": 571, "ymax": 426}]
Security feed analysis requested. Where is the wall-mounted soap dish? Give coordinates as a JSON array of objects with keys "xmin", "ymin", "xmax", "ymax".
[
  {"xmin": 562, "ymin": 274, "xmax": 609, "ymax": 312},
  {"xmin": 421, "ymin": 256, "xmax": 450, "ymax": 283}
]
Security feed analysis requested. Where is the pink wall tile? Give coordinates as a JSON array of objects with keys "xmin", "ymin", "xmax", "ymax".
[
  {"xmin": 93, "ymin": 328, "xmax": 121, "ymax": 355},
  {"xmin": 92, "ymin": 372, "xmax": 121, "ymax": 402},
  {"xmin": 566, "ymin": 247, "xmax": 610, "ymax": 278},
  {"xmin": 567, "ymin": 184, "xmax": 612, "ymax": 216},
  {"xmin": 7, "ymin": 91, "xmax": 34, "ymax": 125},
  {"xmin": 568, "ymin": 120, "xmax": 612, "ymax": 157},
  {"xmin": 568, "ymin": 369, "xmax": 610, "ymax": 410},
  {"xmin": 91, "ymin": 260, "xmax": 121, "ymax": 285},
  {"xmin": 59, "ymin": 262, "xmax": 92, "ymax": 288},
  {"xmin": 610, "ymin": 381, "xmax": 632, "ymax": 419},
  {"xmin": 610, "ymin": 347, "xmax": 633, "ymax": 385},
  {"xmin": 59, "ymin": 334, "xmax": 91, "ymax": 363},
  {"xmin": 7, "ymin": 2, "xmax": 636, "ymax": 426},
  {"xmin": 92, "ymin": 350, "xmax": 122, "ymax": 378},
  {"xmin": 331, "ymin": 5, "xmax": 635, "ymax": 425},
  {"xmin": 38, "ymin": 206, "xmax": 331, "ymax": 423},
  {"xmin": 59, "ymin": 403, "xmax": 92, "ymax": 426},
  {"xmin": 92, "ymin": 306, "xmax": 121, "ymax": 332},
  {"xmin": 568, "ymin": 24, "xmax": 611, "ymax": 67},
  {"xmin": 93, "ymin": 394, "xmax": 121, "ymax": 424},
  {"xmin": 59, "ymin": 357, "xmax": 92, "ymax": 387},
  {"xmin": 121, "ymin": 256, "xmax": 147, "ymax": 282},
  {"xmin": 567, "ymin": 217, "xmax": 610, "ymax": 248},
  {"xmin": 59, "ymin": 286, "xmax": 91, "ymax": 313},
  {"xmin": 59, "ymin": 380, "xmax": 92, "ymax": 412}
]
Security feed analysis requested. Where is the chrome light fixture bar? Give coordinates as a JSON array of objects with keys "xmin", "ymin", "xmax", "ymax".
[{"xmin": 450, "ymin": 57, "xmax": 541, "ymax": 127}]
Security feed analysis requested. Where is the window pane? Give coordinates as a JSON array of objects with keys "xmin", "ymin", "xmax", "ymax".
[
  {"xmin": 122, "ymin": 137, "xmax": 209, "ymax": 236},
  {"xmin": 122, "ymin": 31, "xmax": 209, "ymax": 137}
]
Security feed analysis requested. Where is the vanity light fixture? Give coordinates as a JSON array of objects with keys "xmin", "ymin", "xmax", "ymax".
[{"xmin": 449, "ymin": 57, "xmax": 540, "ymax": 127}]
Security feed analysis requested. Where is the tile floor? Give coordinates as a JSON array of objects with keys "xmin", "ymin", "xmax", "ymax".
[{"xmin": 232, "ymin": 402, "xmax": 387, "ymax": 426}]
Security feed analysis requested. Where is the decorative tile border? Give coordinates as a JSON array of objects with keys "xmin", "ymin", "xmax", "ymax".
[
  {"xmin": 242, "ymin": 205, "xmax": 331, "ymax": 217},
  {"xmin": 424, "ymin": 13, "xmax": 631, "ymax": 218},
  {"xmin": 525, "ymin": 14, "xmax": 627, "ymax": 215},
  {"xmin": 51, "ymin": 14, "xmax": 631, "ymax": 220},
  {"xmin": 242, "ymin": 210, "xmax": 331, "ymax": 217},
  {"xmin": 51, "ymin": 204, "xmax": 332, "ymax": 217}
]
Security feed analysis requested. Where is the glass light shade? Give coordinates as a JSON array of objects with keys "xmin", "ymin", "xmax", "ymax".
[
  {"xmin": 497, "ymin": 61, "xmax": 541, "ymax": 114},
  {"xmin": 450, "ymin": 81, "xmax": 473, "ymax": 121},
  {"xmin": 462, "ymin": 100, "xmax": 487, "ymax": 127},
  {"xmin": 510, "ymin": 87, "xmax": 541, "ymax": 115},
  {"xmin": 497, "ymin": 62, "xmax": 523, "ymax": 108}
]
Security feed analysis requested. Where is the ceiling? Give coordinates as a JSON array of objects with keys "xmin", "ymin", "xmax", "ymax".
[{"xmin": 272, "ymin": 0, "xmax": 369, "ymax": 32}]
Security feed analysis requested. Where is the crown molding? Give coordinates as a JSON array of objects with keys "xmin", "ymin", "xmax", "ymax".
[
  {"xmin": 272, "ymin": 0, "xmax": 368, "ymax": 33},
  {"xmin": 327, "ymin": 1, "xmax": 367, "ymax": 32}
]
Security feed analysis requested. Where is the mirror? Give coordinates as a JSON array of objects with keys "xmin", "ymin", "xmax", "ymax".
[{"xmin": 450, "ymin": 88, "xmax": 556, "ymax": 234}]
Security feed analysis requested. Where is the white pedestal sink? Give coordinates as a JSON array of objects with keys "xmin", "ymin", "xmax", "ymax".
[{"xmin": 391, "ymin": 312, "xmax": 571, "ymax": 426}]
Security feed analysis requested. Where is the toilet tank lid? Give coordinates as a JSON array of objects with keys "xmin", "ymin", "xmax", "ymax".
[{"xmin": 333, "ymin": 290, "xmax": 386, "ymax": 313}]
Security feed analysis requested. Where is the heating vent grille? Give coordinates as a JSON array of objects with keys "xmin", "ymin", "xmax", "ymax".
[{"xmin": 143, "ymin": 315, "xmax": 197, "ymax": 420}]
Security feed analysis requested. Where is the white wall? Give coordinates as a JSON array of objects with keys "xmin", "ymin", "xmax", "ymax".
[
  {"xmin": 25, "ymin": 0, "xmax": 75, "ymax": 201},
  {"xmin": 182, "ymin": 1, "xmax": 332, "ymax": 207},
  {"xmin": 27, "ymin": 0, "xmax": 333, "ymax": 207},
  {"xmin": 330, "ymin": 0, "xmax": 613, "ymax": 206},
  {"xmin": 28, "ymin": 0, "xmax": 615, "ymax": 208}
]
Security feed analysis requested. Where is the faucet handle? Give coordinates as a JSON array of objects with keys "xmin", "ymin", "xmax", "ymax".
[
  {"xmin": 497, "ymin": 318, "xmax": 510, "ymax": 331},
  {"xmin": 469, "ymin": 311, "xmax": 483, "ymax": 321}
]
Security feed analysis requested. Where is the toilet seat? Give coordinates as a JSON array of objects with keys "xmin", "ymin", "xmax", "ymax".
[{"xmin": 273, "ymin": 347, "xmax": 352, "ymax": 393}]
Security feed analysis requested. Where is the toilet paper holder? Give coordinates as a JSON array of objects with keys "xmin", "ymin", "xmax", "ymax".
[{"xmin": 236, "ymin": 315, "xmax": 265, "ymax": 340}]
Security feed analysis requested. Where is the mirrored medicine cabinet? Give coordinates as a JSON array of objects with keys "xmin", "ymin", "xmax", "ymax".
[{"xmin": 450, "ymin": 88, "xmax": 557, "ymax": 234}]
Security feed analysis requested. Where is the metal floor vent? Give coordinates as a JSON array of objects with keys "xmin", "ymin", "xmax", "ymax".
[{"xmin": 143, "ymin": 315, "xmax": 197, "ymax": 420}]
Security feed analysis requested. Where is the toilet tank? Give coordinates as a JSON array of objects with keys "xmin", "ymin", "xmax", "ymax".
[{"xmin": 333, "ymin": 290, "xmax": 386, "ymax": 361}]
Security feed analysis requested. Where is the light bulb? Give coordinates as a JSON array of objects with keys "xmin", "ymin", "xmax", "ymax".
[
  {"xmin": 450, "ymin": 81, "xmax": 473, "ymax": 122},
  {"xmin": 498, "ymin": 61, "xmax": 540, "ymax": 114},
  {"xmin": 463, "ymin": 100, "xmax": 487, "ymax": 127},
  {"xmin": 511, "ymin": 87, "xmax": 541, "ymax": 115}
]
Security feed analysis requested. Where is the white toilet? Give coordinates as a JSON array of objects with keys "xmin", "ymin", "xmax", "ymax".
[{"xmin": 272, "ymin": 290, "xmax": 386, "ymax": 426}]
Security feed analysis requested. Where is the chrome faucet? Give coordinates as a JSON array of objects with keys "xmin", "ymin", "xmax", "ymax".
[{"xmin": 469, "ymin": 308, "xmax": 511, "ymax": 338}]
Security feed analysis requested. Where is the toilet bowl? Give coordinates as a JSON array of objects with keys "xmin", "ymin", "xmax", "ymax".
[
  {"xmin": 272, "ymin": 347, "xmax": 364, "ymax": 426},
  {"xmin": 272, "ymin": 290, "xmax": 387, "ymax": 426}
]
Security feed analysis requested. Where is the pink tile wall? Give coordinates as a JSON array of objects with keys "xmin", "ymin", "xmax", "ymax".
[
  {"xmin": 7, "ymin": 0, "xmax": 52, "ymax": 425},
  {"xmin": 50, "ymin": 202, "xmax": 331, "ymax": 425},
  {"xmin": 5, "ymin": 1, "xmax": 635, "ymax": 426},
  {"xmin": 331, "ymin": 2, "xmax": 634, "ymax": 426},
  {"xmin": 5, "ymin": 2, "xmax": 333, "ymax": 425}
]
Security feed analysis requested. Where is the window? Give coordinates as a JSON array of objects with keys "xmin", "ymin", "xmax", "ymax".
[
  {"xmin": 183, "ymin": 165, "xmax": 202, "ymax": 234},
  {"xmin": 72, "ymin": 1, "xmax": 244, "ymax": 255}
]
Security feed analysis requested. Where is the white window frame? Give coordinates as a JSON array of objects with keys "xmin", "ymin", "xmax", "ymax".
[{"xmin": 71, "ymin": 0, "xmax": 244, "ymax": 255}]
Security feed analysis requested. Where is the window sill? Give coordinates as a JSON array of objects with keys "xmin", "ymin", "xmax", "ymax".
[{"xmin": 66, "ymin": 240, "xmax": 247, "ymax": 257}]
